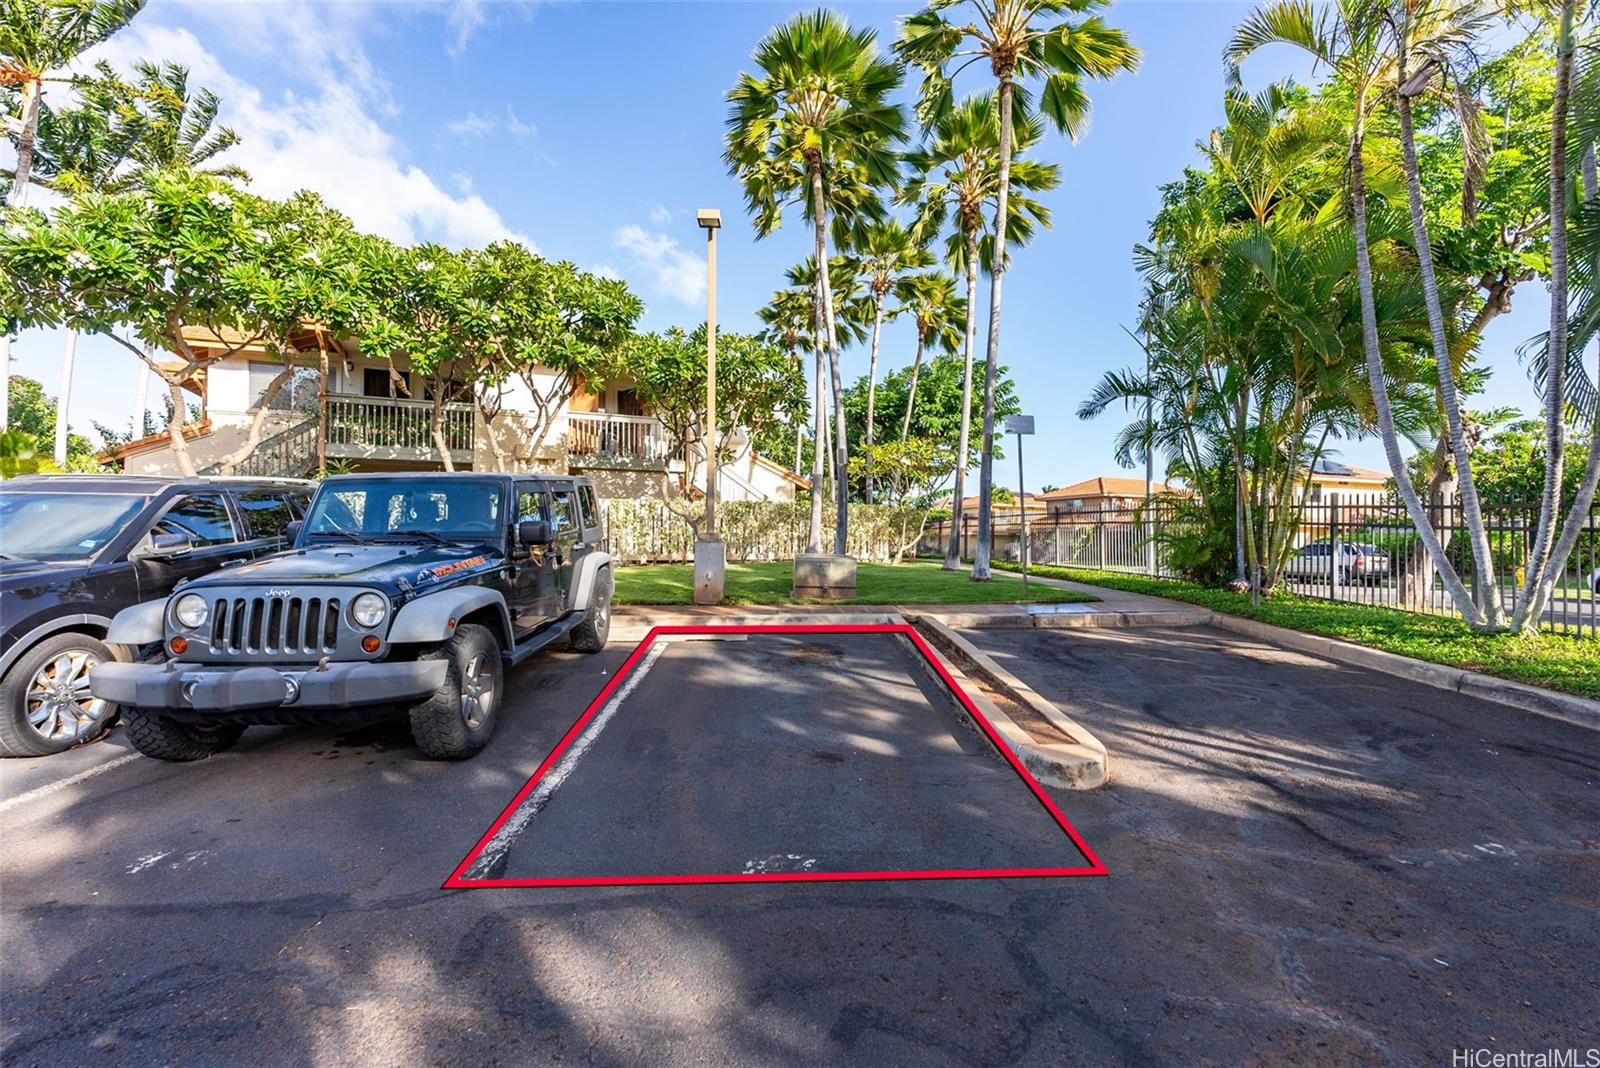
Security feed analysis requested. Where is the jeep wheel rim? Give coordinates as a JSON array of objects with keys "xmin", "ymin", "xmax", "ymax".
[
  {"xmin": 26, "ymin": 649, "xmax": 109, "ymax": 743},
  {"xmin": 460, "ymin": 653, "xmax": 494, "ymax": 730}
]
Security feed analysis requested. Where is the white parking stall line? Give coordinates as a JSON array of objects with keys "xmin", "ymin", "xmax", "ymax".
[
  {"xmin": 0, "ymin": 752, "xmax": 142, "ymax": 815},
  {"xmin": 463, "ymin": 641, "xmax": 667, "ymax": 880}
]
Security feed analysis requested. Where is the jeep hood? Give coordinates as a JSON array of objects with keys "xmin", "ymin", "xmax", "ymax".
[{"xmin": 184, "ymin": 543, "xmax": 503, "ymax": 592}]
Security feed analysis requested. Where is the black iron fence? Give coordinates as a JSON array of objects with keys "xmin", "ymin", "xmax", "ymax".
[{"xmin": 922, "ymin": 493, "xmax": 1600, "ymax": 638}]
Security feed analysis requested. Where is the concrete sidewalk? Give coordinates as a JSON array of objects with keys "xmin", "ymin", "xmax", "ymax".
[{"xmin": 613, "ymin": 571, "xmax": 1209, "ymax": 637}]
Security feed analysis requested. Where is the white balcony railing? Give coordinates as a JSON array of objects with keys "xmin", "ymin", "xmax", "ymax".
[
  {"xmin": 326, "ymin": 395, "xmax": 475, "ymax": 460},
  {"xmin": 563, "ymin": 412, "xmax": 674, "ymax": 465}
]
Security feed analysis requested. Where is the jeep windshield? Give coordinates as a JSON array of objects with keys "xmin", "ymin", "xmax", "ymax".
[
  {"xmin": 302, "ymin": 479, "xmax": 503, "ymax": 544},
  {"xmin": 0, "ymin": 491, "xmax": 149, "ymax": 561}
]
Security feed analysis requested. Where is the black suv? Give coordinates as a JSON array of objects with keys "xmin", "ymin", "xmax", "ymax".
[
  {"xmin": 93, "ymin": 472, "xmax": 614, "ymax": 761},
  {"xmin": 0, "ymin": 475, "xmax": 314, "ymax": 757}
]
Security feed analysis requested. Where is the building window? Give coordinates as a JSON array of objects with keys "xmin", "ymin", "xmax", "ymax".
[{"xmin": 249, "ymin": 362, "xmax": 318, "ymax": 411}]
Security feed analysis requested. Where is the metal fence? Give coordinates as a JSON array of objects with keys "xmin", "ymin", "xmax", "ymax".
[{"xmin": 923, "ymin": 492, "xmax": 1600, "ymax": 638}]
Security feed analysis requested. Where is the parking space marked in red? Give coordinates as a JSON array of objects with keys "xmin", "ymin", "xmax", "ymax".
[{"xmin": 444, "ymin": 623, "xmax": 1108, "ymax": 889}]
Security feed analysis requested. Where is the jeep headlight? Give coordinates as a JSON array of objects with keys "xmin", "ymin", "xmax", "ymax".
[
  {"xmin": 173, "ymin": 593, "xmax": 209, "ymax": 630},
  {"xmin": 350, "ymin": 592, "xmax": 388, "ymax": 629}
]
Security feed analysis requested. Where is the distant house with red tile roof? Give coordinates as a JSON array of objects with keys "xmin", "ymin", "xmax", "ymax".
[{"xmin": 1037, "ymin": 476, "xmax": 1186, "ymax": 516}]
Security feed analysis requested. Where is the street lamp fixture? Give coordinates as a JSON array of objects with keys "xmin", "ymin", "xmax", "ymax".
[{"xmin": 693, "ymin": 207, "xmax": 725, "ymax": 605}]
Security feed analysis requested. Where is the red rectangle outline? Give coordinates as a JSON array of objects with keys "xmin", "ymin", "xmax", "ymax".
[{"xmin": 444, "ymin": 623, "xmax": 1108, "ymax": 889}]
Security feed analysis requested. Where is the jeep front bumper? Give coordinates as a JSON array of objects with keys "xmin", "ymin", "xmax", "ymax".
[{"xmin": 90, "ymin": 660, "xmax": 448, "ymax": 713}]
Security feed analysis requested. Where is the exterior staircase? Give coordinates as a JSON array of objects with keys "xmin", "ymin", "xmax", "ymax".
[{"xmin": 201, "ymin": 418, "xmax": 320, "ymax": 478}]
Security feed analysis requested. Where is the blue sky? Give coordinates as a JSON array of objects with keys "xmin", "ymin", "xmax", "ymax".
[{"xmin": 10, "ymin": 0, "xmax": 1552, "ymax": 489}]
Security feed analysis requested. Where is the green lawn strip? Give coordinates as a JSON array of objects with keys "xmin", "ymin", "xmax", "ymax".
[
  {"xmin": 615, "ymin": 561, "xmax": 1099, "ymax": 607},
  {"xmin": 993, "ymin": 562, "xmax": 1600, "ymax": 699}
]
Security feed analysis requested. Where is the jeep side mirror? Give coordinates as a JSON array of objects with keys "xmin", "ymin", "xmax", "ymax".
[
  {"xmin": 286, "ymin": 520, "xmax": 302, "ymax": 545},
  {"xmin": 518, "ymin": 519, "xmax": 549, "ymax": 546},
  {"xmin": 137, "ymin": 531, "xmax": 192, "ymax": 559}
]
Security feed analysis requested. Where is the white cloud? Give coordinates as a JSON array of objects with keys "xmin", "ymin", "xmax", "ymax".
[
  {"xmin": 445, "ymin": 106, "xmax": 536, "ymax": 141},
  {"xmin": 83, "ymin": 22, "xmax": 533, "ymax": 251},
  {"xmin": 647, "ymin": 203, "xmax": 673, "ymax": 225},
  {"xmin": 613, "ymin": 225, "xmax": 705, "ymax": 306}
]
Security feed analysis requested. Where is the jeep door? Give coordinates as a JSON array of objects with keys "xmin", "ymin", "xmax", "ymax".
[
  {"xmin": 547, "ymin": 487, "xmax": 581, "ymax": 606},
  {"xmin": 510, "ymin": 483, "xmax": 562, "ymax": 637}
]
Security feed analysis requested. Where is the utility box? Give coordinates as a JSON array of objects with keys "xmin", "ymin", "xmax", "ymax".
[{"xmin": 793, "ymin": 554, "xmax": 857, "ymax": 600}]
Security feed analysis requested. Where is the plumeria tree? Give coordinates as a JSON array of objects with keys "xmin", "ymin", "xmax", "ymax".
[
  {"xmin": 624, "ymin": 325, "xmax": 807, "ymax": 537},
  {"xmin": 0, "ymin": 169, "xmax": 360, "ymax": 475},
  {"xmin": 725, "ymin": 9, "xmax": 905, "ymax": 556},
  {"xmin": 898, "ymin": 0, "xmax": 1139, "ymax": 579}
]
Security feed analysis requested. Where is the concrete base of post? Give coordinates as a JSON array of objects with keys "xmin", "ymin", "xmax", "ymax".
[
  {"xmin": 792, "ymin": 554, "xmax": 857, "ymax": 601},
  {"xmin": 693, "ymin": 537, "xmax": 726, "ymax": 605}
]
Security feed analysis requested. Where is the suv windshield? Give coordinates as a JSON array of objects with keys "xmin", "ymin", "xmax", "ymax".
[
  {"xmin": 0, "ymin": 491, "xmax": 148, "ymax": 561},
  {"xmin": 302, "ymin": 479, "xmax": 503, "ymax": 543}
]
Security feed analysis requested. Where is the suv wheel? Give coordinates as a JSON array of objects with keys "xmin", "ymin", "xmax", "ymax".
[
  {"xmin": 122, "ymin": 708, "xmax": 245, "ymax": 762},
  {"xmin": 408, "ymin": 624, "xmax": 503, "ymax": 759},
  {"xmin": 568, "ymin": 569, "xmax": 612, "ymax": 653},
  {"xmin": 0, "ymin": 633, "xmax": 121, "ymax": 757}
]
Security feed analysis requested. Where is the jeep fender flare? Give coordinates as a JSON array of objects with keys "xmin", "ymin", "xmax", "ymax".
[
  {"xmin": 388, "ymin": 586, "xmax": 513, "ymax": 646},
  {"xmin": 106, "ymin": 599, "xmax": 169, "ymax": 646},
  {"xmin": 569, "ymin": 552, "xmax": 613, "ymax": 614}
]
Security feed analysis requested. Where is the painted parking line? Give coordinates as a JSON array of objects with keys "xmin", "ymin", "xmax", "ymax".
[
  {"xmin": 0, "ymin": 752, "xmax": 142, "ymax": 815},
  {"xmin": 460, "ymin": 641, "xmax": 668, "ymax": 881},
  {"xmin": 444, "ymin": 620, "xmax": 1107, "ymax": 888}
]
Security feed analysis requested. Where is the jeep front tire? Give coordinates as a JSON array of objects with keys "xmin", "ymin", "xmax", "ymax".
[
  {"xmin": 122, "ymin": 708, "xmax": 246, "ymax": 762},
  {"xmin": 568, "ymin": 568, "xmax": 612, "ymax": 653},
  {"xmin": 408, "ymin": 624, "xmax": 503, "ymax": 759}
]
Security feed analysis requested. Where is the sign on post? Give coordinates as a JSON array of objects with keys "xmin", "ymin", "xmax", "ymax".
[{"xmin": 1005, "ymin": 415, "xmax": 1034, "ymax": 592}]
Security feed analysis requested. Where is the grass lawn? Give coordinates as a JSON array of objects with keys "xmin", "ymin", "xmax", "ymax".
[
  {"xmin": 994, "ymin": 562, "xmax": 1600, "ymax": 699},
  {"xmin": 615, "ymin": 561, "xmax": 1099, "ymax": 607}
]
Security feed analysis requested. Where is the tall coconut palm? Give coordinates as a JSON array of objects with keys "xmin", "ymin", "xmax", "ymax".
[
  {"xmin": 901, "ymin": 91, "xmax": 1060, "ymax": 567},
  {"xmin": 757, "ymin": 286, "xmax": 816, "ymax": 472},
  {"xmin": 780, "ymin": 254, "xmax": 874, "ymax": 493},
  {"xmin": 726, "ymin": 9, "xmax": 906, "ymax": 556},
  {"xmin": 1225, "ymin": 0, "xmax": 1491, "ymax": 628},
  {"xmin": 1516, "ymin": 0, "xmax": 1596, "ymax": 629},
  {"xmin": 0, "ymin": 0, "xmax": 144, "ymax": 432},
  {"xmin": 893, "ymin": 272, "xmax": 967, "ymax": 500},
  {"xmin": 898, "ymin": 0, "xmax": 1139, "ymax": 580},
  {"xmin": 844, "ymin": 220, "xmax": 931, "ymax": 503},
  {"xmin": 1384, "ymin": 0, "xmax": 1511, "ymax": 627}
]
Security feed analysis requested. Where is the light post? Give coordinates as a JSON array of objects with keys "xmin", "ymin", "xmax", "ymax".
[
  {"xmin": 1005, "ymin": 414, "xmax": 1035, "ymax": 595},
  {"xmin": 693, "ymin": 208, "xmax": 725, "ymax": 605}
]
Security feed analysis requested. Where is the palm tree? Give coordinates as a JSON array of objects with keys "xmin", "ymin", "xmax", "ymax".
[
  {"xmin": 758, "ymin": 285, "xmax": 817, "ymax": 472},
  {"xmin": 28, "ymin": 60, "xmax": 246, "ymax": 466},
  {"xmin": 1225, "ymin": 0, "xmax": 1491, "ymax": 628},
  {"xmin": 117, "ymin": 60, "xmax": 245, "ymax": 183},
  {"xmin": 1514, "ymin": 0, "xmax": 1599, "ymax": 629},
  {"xmin": 0, "ymin": 0, "xmax": 144, "ymax": 432},
  {"xmin": 893, "ymin": 272, "xmax": 967, "ymax": 500},
  {"xmin": 901, "ymin": 91, "xmax": 1060, "ymax": 567},
  {"xmin": 844, "ymin": 220, "xmax": 931, "ymax": 503},
  {"xmin": 725, "ymin": 9, "xmax": 905, "ymax": 556},
  {"xmin": 898, "ymin": 0, "xmax": 1139, "ymax": 580}
]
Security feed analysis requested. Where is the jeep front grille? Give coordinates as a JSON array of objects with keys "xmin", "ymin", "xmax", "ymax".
[{"xmin": 210, "ymin": 594, "xmax": 342, "ymax": 656}]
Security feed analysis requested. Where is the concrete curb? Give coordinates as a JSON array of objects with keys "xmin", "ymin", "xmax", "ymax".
[
  {"xmin": 1204, "ymin": 613, "xmax": 1600, "ymax": 734},
  {"xmin": 906, "ymin": 615, "xmax": 1109, "ymax": 790}
]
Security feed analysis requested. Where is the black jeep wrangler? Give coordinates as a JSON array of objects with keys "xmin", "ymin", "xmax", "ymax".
[{"xmin": 92, "ymin": 473, "xmax": 614, "ymax": 761}]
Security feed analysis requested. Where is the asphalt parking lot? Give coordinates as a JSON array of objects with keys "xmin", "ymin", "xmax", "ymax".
[{"xmin": 2, "ymin": 624, "xmax": 1597, "ymax": 1065}]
